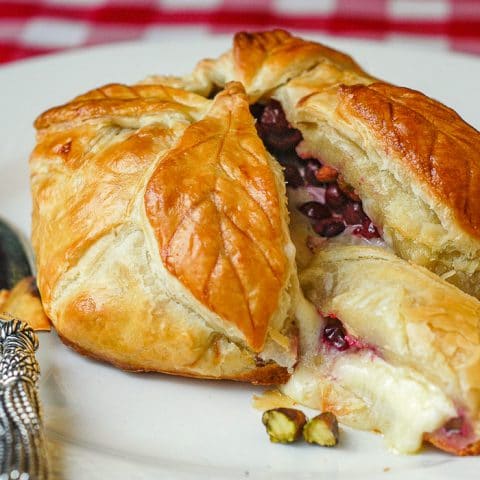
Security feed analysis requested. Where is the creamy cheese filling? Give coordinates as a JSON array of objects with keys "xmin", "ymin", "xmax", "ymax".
[{"xmin": 282, "ymin": 356, "xmax": 456, "ymax": 454}]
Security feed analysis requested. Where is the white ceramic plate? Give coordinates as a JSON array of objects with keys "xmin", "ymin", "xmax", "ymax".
[{"xmin": 1, "ymin": 34, "xmax": 479, "ymax": 480}]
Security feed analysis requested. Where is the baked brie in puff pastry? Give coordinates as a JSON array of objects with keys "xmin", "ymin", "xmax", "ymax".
[
  {"xmin": 155, "ymin": 29, "xmax": 480, "ymax": 297},
  {"xmin": 30, "ymin": 82, "xmax": 299, "ymax": 383},
  {"xmin": 283, "ymin": 245, "xmax": 480, "ymax": 455},
  {"xmin": 30, "ymin": 30, "xmax": 480, "ymax": 455}
]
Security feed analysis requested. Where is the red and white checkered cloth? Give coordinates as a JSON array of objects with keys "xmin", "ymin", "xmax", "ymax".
[{"xmin": 1, "ymin": 0, "xmax": 480, "ymax": 64}]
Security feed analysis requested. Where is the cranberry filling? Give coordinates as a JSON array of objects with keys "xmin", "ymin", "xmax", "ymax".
[
  {"xmin": 283, "ymin": 164, "xmax": 304, "ymax": 188},
  {"xmin": 323, "ymin": 316, "xmax": 349, "ymax": 351},
  {"xmin": 298, "ymin": 201, "xmax": 330, "ymax": 220},
  {"xmin": 343, "ymin": 202, "xmax": 367, "ymax": 225},
  {"xmin": 253, "ymin": 100, "xmax": 302, "ymax": 152},
  {"xmin": 325, "ymin": 184, "xmax": 347, "ymax": 211},
  {"xmin": 314, "ymin": 219, "xmax": 345, "ymax": 238},
  {"xmin": 252, "ymin": 100, "xmax": 380, "ymax": 240},
  {"xmin": 321, "ymin": 314, "xmax": 379, "ymax": 355},
  {"xmin": 354, "ymin": 219, "xmax": 380, "ymax": 239}
]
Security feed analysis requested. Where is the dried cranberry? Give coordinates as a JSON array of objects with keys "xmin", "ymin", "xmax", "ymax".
[
  {"xmin": 313, "ymin": 219, "xmax": 345, "ymax": 237},
  {"xmin": 323, "ymin": 317, "xmax": 349, "ymax": 351},
  {"xmin": 302, "ymin": 160, "xmax": 322, "ymax": 187},
  {"xmin": 255, "ymin": 100, "xmax": 303, "ymax": 152},
  {"xmin": 249, "ymin": 103, "xmax": 264, "ymax": 120},
  {"xmin": 342, "ymin": 202, "xmax": 367, "ymax": 225},
  {"xmin": 353, "ymin": 218, "xmax": 380, "ymax": 239},
  {"xmin": 260, "ymin": 100, "xmax": 290, "ymax": 132},
  {"xmin": 265, "ymin": 130, "xmax": 303, "ymax": 152},
  {"xmin": 298, "ymin": 202, "xmax": 330, "ymax": 220},
  {"xmin": 284, "ymin": 165, "xmax": 304, "ymax": 189},
  {"xmin": 273, "ymin": 150, "xmax": 300, "ymax": 167},
  {"xmin": 325, "ymin": 184, "xmax": 347, "ymax": 210}
]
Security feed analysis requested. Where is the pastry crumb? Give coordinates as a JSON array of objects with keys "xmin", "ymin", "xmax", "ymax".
[
  {"xmin": 0, "ymin": 277, "xmax": 51, "ymax": 331},
  {"xmin": 252, "ymin": 389, "xmax": 297, "ymax": 410}
]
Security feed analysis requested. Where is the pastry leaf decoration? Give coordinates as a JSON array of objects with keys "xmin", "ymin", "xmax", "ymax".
[{"xmin": 145, "ymin": 83, "xmax": 288, "ymax": 350}]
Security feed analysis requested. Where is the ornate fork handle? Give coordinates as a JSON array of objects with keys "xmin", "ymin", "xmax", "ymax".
[{"xmin": 0, "ymin": 318, "xmax": 49, "ymax": 479}]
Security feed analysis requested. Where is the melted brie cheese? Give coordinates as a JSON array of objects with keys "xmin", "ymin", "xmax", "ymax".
[{"xmin": 282, "ymin": 351, "xmax": 456, "ymax": 453}]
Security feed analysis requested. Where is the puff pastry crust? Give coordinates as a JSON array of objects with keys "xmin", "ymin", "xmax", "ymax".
[
  {"xmin": 31, "ymin": 82, "xmax": 298, "ymax": 383},
  {"xmin": 167, "ymin": 29, "xmax": 480, "ymax": 298}
]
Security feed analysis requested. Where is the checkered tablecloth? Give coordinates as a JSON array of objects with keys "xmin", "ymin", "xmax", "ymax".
[{"xmin": 1, "ymin": 0, "xmax": 479, "ymax": 64}]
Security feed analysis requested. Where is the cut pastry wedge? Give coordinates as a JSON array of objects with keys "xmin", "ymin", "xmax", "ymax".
[{"xmin": 282, "ymin": 245, "xmax": 480, "ymax": 455}]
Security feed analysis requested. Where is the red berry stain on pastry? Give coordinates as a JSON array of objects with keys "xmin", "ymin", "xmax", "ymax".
[
  {"xmin": 252, "ymin": 100, "xmax": 380, "ymax": 241},
  {"xmin": 353, "ymin": 219, "xmax": 380, "ymax": 239},
  {"xmin": 427, "ymin": 413, "xmax": 478, "ymax": 455}
]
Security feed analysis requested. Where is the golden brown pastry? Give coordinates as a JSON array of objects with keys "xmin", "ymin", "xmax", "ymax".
[
  {"xmin": 0, "ymin": 277, "xmax": 51, "ymax": 331},
  {"xmin": 30, "ymin": 82, "xmax": 298, "ymax": 383},
  {"xmin": 163, "ymin": 29, "xmax": 480, "ymax": 298},
  {"xmin": 283, "ymin": 244, "xmax": 480, "ymax": 455}
]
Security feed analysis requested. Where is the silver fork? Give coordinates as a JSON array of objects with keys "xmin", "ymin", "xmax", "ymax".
[{"xmin": 0, "ymin": 218, "xmax": 49, "ymax": 480}]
